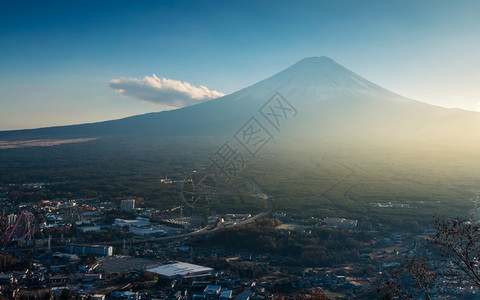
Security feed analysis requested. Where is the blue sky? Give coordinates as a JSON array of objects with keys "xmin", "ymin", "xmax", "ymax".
[{"xmin": 1, "ymin": 0, "xmax": 480, "ymax": 130}]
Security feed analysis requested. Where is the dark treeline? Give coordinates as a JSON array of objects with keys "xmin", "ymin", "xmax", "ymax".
[{"xmin": 199, "ymin": 218, "xmax": 373, "ymax": 267}]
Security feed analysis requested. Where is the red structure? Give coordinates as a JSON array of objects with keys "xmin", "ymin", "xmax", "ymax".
[{"xmin": 1, "ymin": 211, "xmax": 36, "ymax": 247}]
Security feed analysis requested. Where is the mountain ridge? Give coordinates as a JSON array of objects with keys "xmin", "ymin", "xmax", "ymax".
[{"xmin": 1, "ymin": 57, "xmax": 479, "ymax": 144}]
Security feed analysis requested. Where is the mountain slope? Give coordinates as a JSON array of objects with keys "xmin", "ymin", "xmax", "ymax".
[{"xmin": 1, "ymin": 56, "xmax": 480, "ymax": 145}]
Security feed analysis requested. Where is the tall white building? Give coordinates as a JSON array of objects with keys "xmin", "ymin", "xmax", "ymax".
[
  {"xmin": 120, "ymin": 199, "xmax": 135, "ymax": 212},
  {"xmin": 7, "ymin": 214, "xmax": 17, "ymax": 227}
]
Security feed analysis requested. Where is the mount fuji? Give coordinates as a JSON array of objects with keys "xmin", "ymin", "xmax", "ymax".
[{"xmin": 1, "ymin": 56, "xmax": 480, "ymax": 147}]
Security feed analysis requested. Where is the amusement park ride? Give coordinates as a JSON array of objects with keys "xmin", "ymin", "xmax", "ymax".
[
  {"xmin": 180, "ymin": 173, "xmax": 216, "ymax": 210},
  {"xmin": 1, "ymin": 211, "xmax": 36, "ymax": 248}
]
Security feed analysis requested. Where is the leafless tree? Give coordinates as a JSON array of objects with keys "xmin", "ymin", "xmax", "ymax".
[
  {"xmin": 433, "ymin": 217, "xmax": 480, "ymax": 286},
  {"xmin": 381, "ymin": 217, "xmax": 480, "ymax": 298},
  {"xmin": 380, "ymin": 256, "xmax": 436, "ymax": 300}
]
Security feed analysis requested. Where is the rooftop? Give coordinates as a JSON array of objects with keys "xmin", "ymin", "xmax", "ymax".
[{"xmin": 146, "ymin": 261, "xmax": 213, "ymax": 278}]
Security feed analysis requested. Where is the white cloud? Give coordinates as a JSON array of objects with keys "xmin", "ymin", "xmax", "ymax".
[{"xmin": 109, "ymin": 74, "xmax": 224, "ymax": 108}]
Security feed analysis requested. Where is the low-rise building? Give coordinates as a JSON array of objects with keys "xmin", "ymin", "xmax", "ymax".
[
  {"xmin": 146, "ymin": 261, "xmax": 214, "ymax": 280},
  {"xmin": 65, "ymin": 244, "xmax": 113, "ymax": 257},
  {"xmin": 114, "ymin": 217, "xmax": 150, "ymax": 228},
  {"xmin": 203, "ymin": 285, "xmax": 221, "ymax": 299},
  {"xmin": 129, "ymin": 226, "xmax": 165, "ymax": 236}
]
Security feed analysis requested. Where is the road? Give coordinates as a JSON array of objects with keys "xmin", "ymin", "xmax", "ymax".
[
  {"xmin": 107, "ymin": 178, "xmax": 271, "ymax": 246},
  {"xmin": 3, "ymin": 179, "xmax": 272, "ymax": 251}
]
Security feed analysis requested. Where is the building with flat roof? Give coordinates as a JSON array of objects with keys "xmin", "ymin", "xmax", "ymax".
[
  {"xmin": 146, "ymin": 261, "xmax": 214, "ymax": 279},
  {"xmin": 65, "ymin": 244, "xmax": 113, "ymax": 256},
  {"xmin": 204, "ymin": 285, "xmax": 221, "ymax": 299},
  {"xmin": 114, "ymin": 217, "xmax": 150, "ymax": 228},
  {"xmin": 129, "ymin": 225, "xmax": 165, "ymax": 236},
  {"xmin": 220, "ymin": 290, "xmax": 233, "ymax": 300}
]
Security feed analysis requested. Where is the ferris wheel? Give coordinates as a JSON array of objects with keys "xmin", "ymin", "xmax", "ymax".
[{"xmin": 180, "ymin": 173, "xmax": 216, "ymax": 209}]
